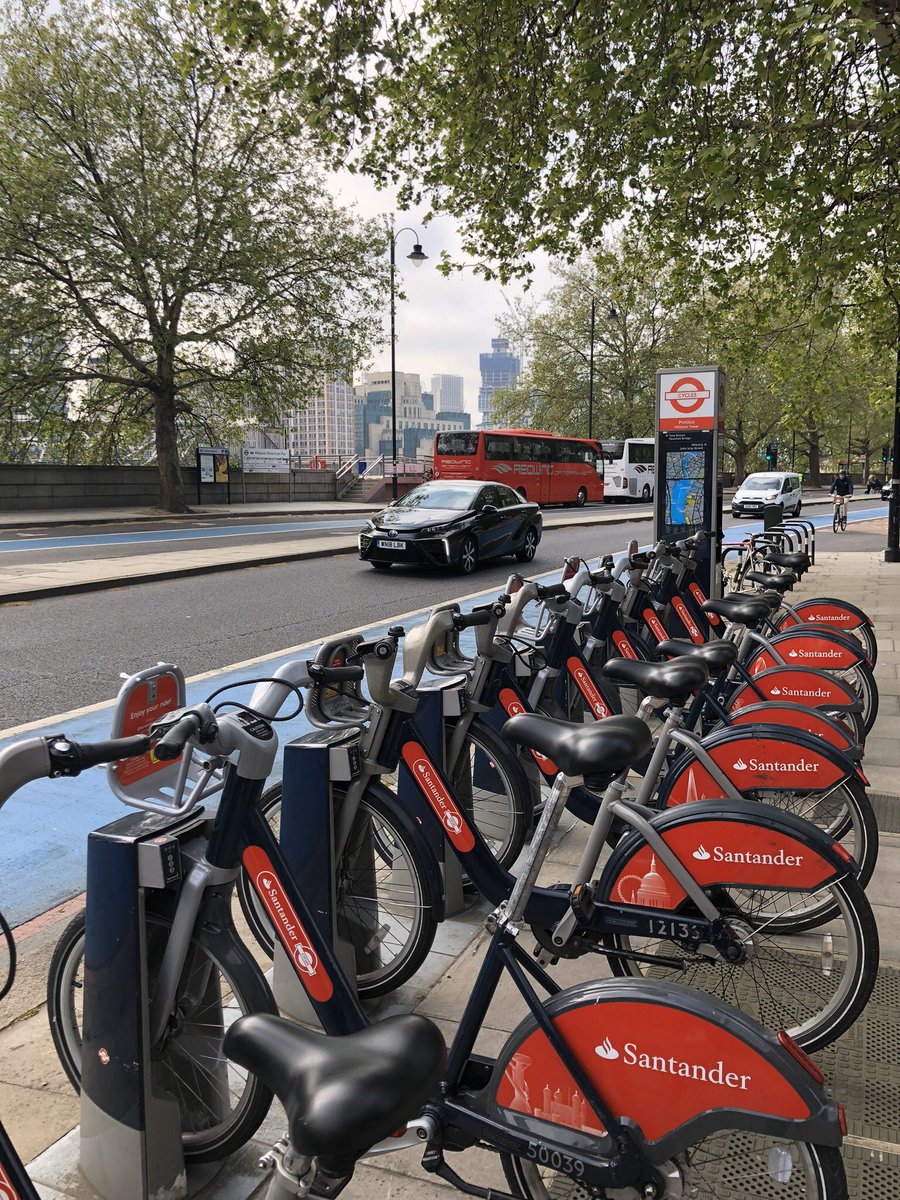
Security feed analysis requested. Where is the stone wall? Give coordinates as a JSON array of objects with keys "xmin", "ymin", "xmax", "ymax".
[{"xmin": 0, "ymin": 463, "xmax": 337, "ymax": 511}]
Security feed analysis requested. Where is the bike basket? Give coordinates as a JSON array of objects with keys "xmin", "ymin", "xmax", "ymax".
[
  {"xmin": 106, "ymin": 663, "xmax": 225, "ymax": 813},
  {"xmin": 305, "ymin": 635, "xmax": 370, "ymax": 728}
]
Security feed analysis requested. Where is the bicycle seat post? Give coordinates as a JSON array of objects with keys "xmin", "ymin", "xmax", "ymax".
[{"xmin": 500, "ymin": 771, "xmax": 577, "ymax": 929}]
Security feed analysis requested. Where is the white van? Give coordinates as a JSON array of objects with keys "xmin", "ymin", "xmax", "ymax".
[{"xmin": 732, "ymin": 471, "xmax": 803, "ymax": 518}]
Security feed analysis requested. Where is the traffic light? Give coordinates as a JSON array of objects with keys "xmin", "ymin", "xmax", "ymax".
[
  {"xmin": 883, "ymin": 444, "xmax": 890, "ymax": 465},
  {"xmin": 765, "ymin": 441, "xmax": 778, "ymax": 467}
]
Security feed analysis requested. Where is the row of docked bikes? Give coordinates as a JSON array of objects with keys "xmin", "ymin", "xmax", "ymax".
[{"xmin": 0, "ymin": 518, "xmax": 884, "ymax": 1199}]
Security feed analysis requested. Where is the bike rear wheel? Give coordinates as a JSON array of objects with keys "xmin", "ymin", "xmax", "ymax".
[
  {"xmin": 603, "ymin": 871, "xmax": 877, "ymax": 1053},
  {"xmin": 502, "ymin": 1137, "xmax": 847, "ymax": 1199},
  {"xmin": 746, "ymin": 778, "xmax": 878, "ymax": 913},
  {"xmin": 237, "ymin": 782, "xmax": 439, "ymax": 997},
  {"xmin": 47, "ymin": 910, "xmax": 275, "ymax": 1162}
]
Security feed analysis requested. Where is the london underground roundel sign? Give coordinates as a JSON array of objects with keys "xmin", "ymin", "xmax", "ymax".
[{"xmin": 659, "ymin": 370, "xmax": 717, "ymax": 430}]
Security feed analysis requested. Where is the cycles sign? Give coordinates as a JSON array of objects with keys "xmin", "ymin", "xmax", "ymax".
[{"xmin": 659, "ymin": 371, "xmax": 717, "ymax": 432}]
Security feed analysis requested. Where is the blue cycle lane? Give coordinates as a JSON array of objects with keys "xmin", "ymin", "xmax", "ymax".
[
  {"xmin": 0, "ymin": 504, "xmax": 886, "ymax": 927},
  {"xmin": 0, "ymin": 518, "xmax": 362, "ymax": 555}
]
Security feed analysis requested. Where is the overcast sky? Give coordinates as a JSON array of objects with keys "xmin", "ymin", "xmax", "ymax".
[{"xmin": 327, "ymin": 170, "xmax": 555, "ymax": 420}]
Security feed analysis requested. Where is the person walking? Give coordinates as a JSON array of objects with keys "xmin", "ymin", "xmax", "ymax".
[{"xmin": 865, "ymin": 473, "xmax": 878, "ymax": 494}]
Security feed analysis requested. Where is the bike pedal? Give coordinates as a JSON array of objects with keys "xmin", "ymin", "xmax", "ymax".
[{"xmin": 569, "ymin": 881, "xmax": 595, "ymax": 921}]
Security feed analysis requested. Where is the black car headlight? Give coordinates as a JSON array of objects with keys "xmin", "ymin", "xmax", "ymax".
[{"xmin": 420, "ymin": 522, "xmax": 455, "ymax": 536}]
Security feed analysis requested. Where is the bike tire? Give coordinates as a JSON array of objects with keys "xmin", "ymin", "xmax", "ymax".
[
  {"xmin": 832, "ymin": 508, "xmax": 840, "ymax": 533},
  {"xmin": 237, "ymin": 782, "xmax": 439, "ymax": 998},
  {"xmin": 448, "ymin": 719, "xmax": 536, "ymax": 870},
  {"xmin": 502, "ymin": 1138, "xmax": 847, "ymax": 1199},
  {"xmin": 835, "ymin": 657, "xmax": 879, "ymax": 733},
  {"xmin": 47, "ymin": 909, "xmax": 276, "ymax": 1162},
  {"xmin": 603, "ymin": 869, "xmax": 877, "ymax": 1053}
]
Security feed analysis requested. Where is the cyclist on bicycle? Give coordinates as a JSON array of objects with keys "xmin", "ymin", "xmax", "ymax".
[{"xmin": 830, "ymin": 469, "xmax": 854, "ymax": 498}]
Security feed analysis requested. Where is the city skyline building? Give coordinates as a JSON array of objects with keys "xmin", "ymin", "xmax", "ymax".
[
  {"xmin": 284, "ymin": 376, "xmax": 356, "ymax": 463},
  {"xmin": 431, "ymin": 373, "xmax": 465, "ymax": 413},
  {"xmin": 477, "ymin": 336, "xmax": 520, "ymax": 429},
  {"xmin": 355, "ymin": 370, "xmax": 470, "ymax": 463}
]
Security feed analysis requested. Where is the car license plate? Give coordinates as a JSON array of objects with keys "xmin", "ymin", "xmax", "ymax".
[{"xmin": 377, "ymin": 539, "xmax": 405, "ymax": 550}]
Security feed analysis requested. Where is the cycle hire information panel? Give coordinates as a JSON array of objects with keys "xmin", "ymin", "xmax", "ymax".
[{"xmin": 654, "ymin": 367, "xmax": 725, "ymax": 600}]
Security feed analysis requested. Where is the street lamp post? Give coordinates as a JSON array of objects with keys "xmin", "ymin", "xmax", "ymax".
[
  {"xmin": 389, "ymin": 227, "xmax": 428, "ymax": 500},
  {"xmin": 588, "ymin": 298, "xmax": 595, "ymax": 440},
  {"xmin": 886, "ymin": 337, "xmax": 900, "ymax": 563}
]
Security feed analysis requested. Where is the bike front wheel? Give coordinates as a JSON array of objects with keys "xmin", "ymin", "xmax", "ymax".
[
  {"xmin": 47, "ymin": 910, "xmax": 275, "ymax": 1162},
  {"xmin": 237, "ymin": 782, "xmax": 439, "ymax": 998},
  {"xmin": 502, "ymin": 1136, "xmax": 847, "ymax": 1199},
  {"xmin": 603, "ymin": 871, "xmax": 877, "ymax": 1053}
]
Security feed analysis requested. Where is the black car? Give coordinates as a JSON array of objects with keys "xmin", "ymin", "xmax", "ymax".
[{"xmin": 358, "ymin": 479, "xmax": 542, "ymax": 573}]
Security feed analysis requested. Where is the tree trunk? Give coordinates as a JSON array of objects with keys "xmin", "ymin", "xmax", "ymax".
[
  {"xmin": 731, "ymin": 414, "xmax": 747, "ymax": 481},
  {"xmin": 153, "ymin": 380, "xmax": 187, "ymax": 512}
]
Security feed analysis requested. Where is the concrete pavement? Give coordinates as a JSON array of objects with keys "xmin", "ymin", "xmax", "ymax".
[{"xmin": 0, "ymin": 515, "xmax": 895, "ymax": 1197}]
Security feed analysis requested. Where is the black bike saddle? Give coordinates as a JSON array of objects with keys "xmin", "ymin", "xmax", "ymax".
[
  {"xmin": 764, "ymin": 548, "xmax": 810, "ymax": 574},
  {"xmin": 224, "ymin": 1013, "xmax": 446, "ymax": 1165},
  {"xmin": 703, "ymin": 596, "xmax": 771, "ymax": 624},
  {"xmin": 725, "ymin": 589, "xmax": 782, "ymax": 612},
  {"xmin": 744, "ymin": 570, "xmax": 797, "ymax": 592},
  {"xmin": 502, "ymin": 713, "xmax": 651, "ymax": 781},
  {"xmin": 657, "ymin": 638, "xmax": 739, "ymax": 670},
  {"xmin": 602, "ymin": 656, "xmax": 709, "ymax": 700}
]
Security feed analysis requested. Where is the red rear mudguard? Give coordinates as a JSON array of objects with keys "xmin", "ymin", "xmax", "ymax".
[
  {"xmin": 775, "ymin": 598, "xmax": 875, "ymax": 663},
  {"xmin": 723, "ymin": 701, "xmax": 861, "ymax": 758},
  {"xmin": 597, "ymin": 798, "xmax": 850, "ymax": 911},
  {"xmin": 489, "ymin": 974, "xmax": 842, "ymax": 1163},
  {"xmin": 727, "ymin": 666, "xmax": 862, "ymax": 719},
  {"xmin": 658, "ymin": 724, "xmax": 862, "ymax": 807},
  {"xmin": 746, "ymin": 626, "xmax": 867, "ymax": 675}
]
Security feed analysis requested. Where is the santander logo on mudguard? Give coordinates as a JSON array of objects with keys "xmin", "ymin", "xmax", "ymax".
[
  {"xmin": 496, "ymin": 1000, "xmax": 810, "ymax": 1142},
  {"xmin": 401, "ymin": 741, "xmax": 476, "ymax": 851},
  {"xmin": 784, "ymin": 602, "xmax": 863, "ymax": 630},
  {"xmin": 671, "ymin": 596, "xmax": 705, "ymax": 644},
  {"xmin": 612, "ymin": 631, "xmax": 638, "ymax": 660},
  {"xmin": 242, "ymin": 845, "xmax": 333, "ymax": 1001},
  {"xmin": 0, "ymin": 1165, "xmax": 21, "ymax": 1200},
  {"xmin": 730, "ymin": 670, "xmax": 854, "ymax": 712},
  {"xmin": 643, "ymin": 607, "xmax": 668, "ymax": 644},
  {"xmin": 499, "ymin": 688, "xmax": 558, "ymax": 775},
  {"xmin": 566, "ymin": 657, "xmax": 611, "ymax": 718},
  {"xmin": 665, "ymin": 739, "xmax": 845, "ymax": 800},
  {"xmin": 750, "ymin": 633, "xmax": 861, "ymax": 675},
  {"xmin": 609, "ymin": 818, "xmax": 837, "ymax": 905}
]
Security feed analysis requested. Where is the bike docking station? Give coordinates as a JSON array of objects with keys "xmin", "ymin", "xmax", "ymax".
[
  {"xmin": 78, "ymin": 664, "xmax": 226, "ymax": 1200},
  {"xmin": 272, "ymin": 634, "xmax": 466, "ymax": 1024},
  {"xmin": 655, "ymin": 366, "xmax": 725, "ymax": 611}
]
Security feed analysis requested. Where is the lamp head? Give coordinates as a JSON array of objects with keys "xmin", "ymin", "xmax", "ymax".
[{"xmin": 407, "ymin": 244, "xmax": 428, "ymax": 267}]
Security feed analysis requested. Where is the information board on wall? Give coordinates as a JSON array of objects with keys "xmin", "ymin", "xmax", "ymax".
[
  {"xmin": 655, "ymin": 368, "xmax": 725, "ymax": 601},
  {"xmin": 242, "ymin": 447, "xmax": 291, "ymax": 474}
]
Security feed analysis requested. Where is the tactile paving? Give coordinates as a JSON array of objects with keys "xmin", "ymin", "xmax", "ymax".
[{"xmin": 870, "ymin": 793, "xmax": 900, "ymax": 834}]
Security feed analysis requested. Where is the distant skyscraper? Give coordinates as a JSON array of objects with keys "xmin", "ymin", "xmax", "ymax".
[
  {"xmin": 431, "ymin": 374, "xmax": 465, "ymax": 413},
  {"xmin": 478, "ymin": 337, "xmax": 520, "ymax": 429}
]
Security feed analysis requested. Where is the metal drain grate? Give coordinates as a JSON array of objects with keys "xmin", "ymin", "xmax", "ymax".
[
  {"xmin": 842, "ymin": 1143, "xmax": 900, "ymax": 1199},
  {"xmin": 870, "ymin": 793, "xmax": 900, "ymax": 834}
]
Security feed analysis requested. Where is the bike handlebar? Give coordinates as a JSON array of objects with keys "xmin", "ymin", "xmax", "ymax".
[
  {"xmin": 0, "ymin": 731, "xmax": 155, "ymax": 807},
  {"xmin": 452, "ymin": 609, "xmax": 493, "ymax": 630},
  {"xmin": 152, "ymin": 713, "xmax": 203, "ymax": 760}
]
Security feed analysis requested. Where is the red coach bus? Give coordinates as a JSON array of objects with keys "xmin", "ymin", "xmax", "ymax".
[{"xmin": 433, "ymin": 428, "xmax": 604, "ymax": 506}]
